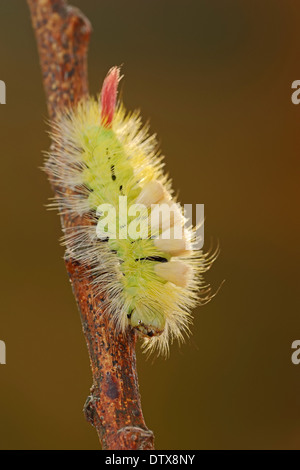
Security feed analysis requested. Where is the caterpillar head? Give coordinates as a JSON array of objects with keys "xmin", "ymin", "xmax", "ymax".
[{"xmin": 129, "ymin": 305, "xmax": 166, "ymax": 338}]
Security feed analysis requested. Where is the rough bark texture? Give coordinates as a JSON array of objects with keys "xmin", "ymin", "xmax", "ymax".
[{"xmin": 27, "ymin": 0, "xmax": 154, "ymax": 450}]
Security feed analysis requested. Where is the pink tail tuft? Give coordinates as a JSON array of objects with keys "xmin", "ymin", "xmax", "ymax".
[{"xmin": 100, "ymin": 66, "xmax": 120, "ymax": 128}]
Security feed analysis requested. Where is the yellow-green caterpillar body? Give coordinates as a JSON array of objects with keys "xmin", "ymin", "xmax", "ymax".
[{"xmin": 47, "ymin": 67, "xmax": 214, "ymax": 355}]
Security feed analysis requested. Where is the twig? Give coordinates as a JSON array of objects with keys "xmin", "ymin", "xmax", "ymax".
[{"xmin": 27, "ymin": 0, "xmax": 154, "ymax": 450}]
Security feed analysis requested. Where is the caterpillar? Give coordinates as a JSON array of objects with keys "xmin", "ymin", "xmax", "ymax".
[{"xmin": 46, "ymin": 67, "xmax": 216, "ymax": 356}]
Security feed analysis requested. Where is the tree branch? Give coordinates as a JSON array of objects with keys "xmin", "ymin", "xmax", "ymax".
[{"xmin": 27, "ymin": 0, "xmax": 154, "ymax": 450}]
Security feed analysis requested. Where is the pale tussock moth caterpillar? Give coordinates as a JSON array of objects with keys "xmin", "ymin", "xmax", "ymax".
[{"xmin": 46, "ymin": 67, "xmax": 216, "ymax": 356}]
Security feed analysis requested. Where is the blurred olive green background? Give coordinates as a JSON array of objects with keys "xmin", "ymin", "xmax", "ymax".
[{"xmin": 0, "ymin": 0, "xmax": 299, "ymax": 450}]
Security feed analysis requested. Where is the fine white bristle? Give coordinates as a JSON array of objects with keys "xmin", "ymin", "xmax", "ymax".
[
  {"xmin": 154, "ymin": 261, "xmax": 191, "ymax": 288},
  {"xmin": 136, "ymin": 180, "xmax": 165, "ymax": 207}
]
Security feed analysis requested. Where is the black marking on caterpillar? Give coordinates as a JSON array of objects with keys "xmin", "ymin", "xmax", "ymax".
[
  {"xmin": 110, "ymin": 164, "xmax": 116, "ymax": 181},
  {"xmin": 135, "ymin": 256, "xmax": 168, "ymax": 263}
]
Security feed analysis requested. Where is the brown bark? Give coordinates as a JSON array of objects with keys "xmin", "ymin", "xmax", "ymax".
[{"xmin": 27, "ymin": 0, "xmax": 154, "ymax": 450}]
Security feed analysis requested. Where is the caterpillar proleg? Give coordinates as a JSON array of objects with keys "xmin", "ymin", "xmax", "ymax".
[{"xmin": 46, "ymin": 67, "xmax": 215, "ymax": 356}]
